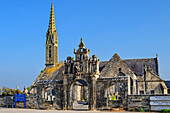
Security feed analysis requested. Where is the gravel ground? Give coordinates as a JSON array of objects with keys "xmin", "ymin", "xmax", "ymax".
[{"xmin": 0, "ymin": 108, "xmax": 160, "ymax": 113}]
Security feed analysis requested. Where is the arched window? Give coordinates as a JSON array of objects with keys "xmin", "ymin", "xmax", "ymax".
[
  {"xmin": 80, "ymin": 54, "xmax": 84, "ymax": 60},
  {"xmin": 49, "ymin": 46, "xmax": 51, "ymax": 59}
]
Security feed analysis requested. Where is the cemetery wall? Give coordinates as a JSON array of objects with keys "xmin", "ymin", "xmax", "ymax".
[
  {"xmin": 0, "ymin": 95, "xmax": 38, "ymax": 108},
  {"xmin": 128, "ymin": 94, "xmax": 170, "ymax": 111},
  {"xmin": 0, "ymin": 96, "xmax": 5, "ymax": 106},
  {"xmin": 15, "ymin": 95, "xmax": 38, "ymax": 108}
]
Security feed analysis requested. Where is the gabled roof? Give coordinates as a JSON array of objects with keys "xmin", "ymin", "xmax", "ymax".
[
  {"xmin": 100, "ymin": 53, "xmax": 134, "ymax": 78},
  {"xmin": 99, "ymin": 55, "xmax": 159, "ymax": 77},
  {"xmin": 124, "ymin": 58, "xmax": 158, "ymax": 76},
  {"xmin": 49, "ymin": 65, "xmax": 65, "ymax": 80},
  {"xmin": 99, "ymin": 61, "xmax": 109, "ymax": 72},
  {"xmin": 32, "ymin": 63, "xmax": 64, "ymax": 86}
]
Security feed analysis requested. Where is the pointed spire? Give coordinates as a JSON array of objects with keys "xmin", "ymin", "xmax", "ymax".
[{"xmin": 48, "ymin": 2, "xmax": 56, "ymax": 33}]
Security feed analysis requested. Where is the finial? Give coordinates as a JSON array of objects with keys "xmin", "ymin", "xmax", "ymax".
[
  {"xmin": 78, "ymin": 38, "xmax": 85, "ymax": 48},
  {"xmin": 144, "ymin": 63, "xmax": 147, "ymax": 71}
]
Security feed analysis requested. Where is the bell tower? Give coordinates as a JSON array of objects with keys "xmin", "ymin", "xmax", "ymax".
[{"xmin": 45, "ymin": 2, "xmax": 59, "ymax": 66}]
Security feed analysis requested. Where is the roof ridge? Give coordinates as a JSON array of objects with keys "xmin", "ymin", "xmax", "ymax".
[
  {"xmin": 123, "ymin": 58, "xmax": 155, "ymax": 61},
  {"xmin": 100, "ymin": 61, "xmax": 108, "ymax": 62}
]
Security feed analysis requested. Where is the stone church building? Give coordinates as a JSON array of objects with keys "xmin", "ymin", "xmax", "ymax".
[{"xmin": 30, "ymin": 3, "xmax": 168, "ymax": 110}]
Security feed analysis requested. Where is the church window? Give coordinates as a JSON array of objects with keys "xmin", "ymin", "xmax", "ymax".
[
  {"xmin": 52, "ymin": 90, "xmax": 56, "ymax": 96},
  {"xmin": 49, "ymin": 46, "xmax": 51, "ymax": 59}
]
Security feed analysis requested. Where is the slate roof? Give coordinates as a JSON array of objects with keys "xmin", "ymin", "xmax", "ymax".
[
  {"xmin": 99, "ymin": 57, "xmax": 159, "ymax": 77},
  {"xmin": 124, "ymin": 58, "xmax": 159, "ymax": 76},
  {"xmin": 99, "ymin": 61, "xmax": 109, "ymax": 72},
  {"xmin": 50, "ymin": 65, "xmax": 65, "ymax": 80},
  {"xmin": 165, "ymin": 81, "xmax": 170, "ymax": 89}
]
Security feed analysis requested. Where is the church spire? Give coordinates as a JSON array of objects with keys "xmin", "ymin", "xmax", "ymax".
[
  {"xmin": 46, "ymin": 2, "xmax": 59, "ymax": 66},
  {"xmin": 48, "ymin": 2, "xmax": 56, "ymax": 33}
]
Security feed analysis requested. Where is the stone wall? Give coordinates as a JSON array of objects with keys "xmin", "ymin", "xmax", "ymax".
[
  {"xmin": 0, "ymin": 95, "xmax": 38, "ymax": 109},
  {"xmin": 26, "ymin": 95, "xmax": 38, "ymax": 108},
  {"xmin": 128, "ymin": 94, "xmax": 170, "ymax": 111},
  {"xmin": 0, "ymin": 96, "xmax": 5, "ymax": 107},
  {"xmin": 128, "ymin": 95, "xmax": 150, "ymax": 111},
  {"xmin": 13, "ymin": 95, "xmax": 38, "ymax": 108},
  {"xmin": 36, "ymin": 80, "xmax": 64, "ymax": 110}
]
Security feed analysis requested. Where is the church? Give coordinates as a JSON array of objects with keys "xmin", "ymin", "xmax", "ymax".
[{"xmin": 30, "ymin": 3, "xmax": 168, "ymax": 110}]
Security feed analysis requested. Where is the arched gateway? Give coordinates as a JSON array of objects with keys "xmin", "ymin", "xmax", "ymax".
[
  {"xmin": 63, "ymin": 38, "xmax": 100, "ymax": 110},
  {"xmin": 35, "ymin": 38, "xmax": 129, "ymax": 110}
]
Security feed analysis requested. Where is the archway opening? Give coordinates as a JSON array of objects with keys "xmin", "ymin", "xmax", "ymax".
[
  {"xmin": 42, "ymin": 87, "xmax": 56, "ymax": 105},
  {"xmin": 105, "ymin": 84, "xmax": 121, "ymax": 108},
  {"xmin": 70, "ymin": 79, "xmax": 89, "ymax": 111}
]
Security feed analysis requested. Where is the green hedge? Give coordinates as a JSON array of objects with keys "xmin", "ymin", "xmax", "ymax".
[{"xmin": 160, "ymin": 109, "xmax": 170, "ymax": 112}]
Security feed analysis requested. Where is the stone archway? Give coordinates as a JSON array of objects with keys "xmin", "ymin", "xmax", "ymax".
[
  {"xmin": 63, "ymin": 38, "xmax": 100, "ymax": 110},
  {"xmin": 96, "ymin": 76, "xmax": 129, "ymax": 110},
  {"xmin": 63, "ymin": 74, "xmax": 98, "ymax": 110},
  {"xmin": 36, "ymin": 80, "xmax": 64, "ymax": 110},
  {"xmin": 69, "ymin": 79, "xmax": 89, "ymax": 110}
]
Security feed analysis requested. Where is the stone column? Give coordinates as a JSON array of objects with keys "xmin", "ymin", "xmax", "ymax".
[
  {"xmin": 36, "ymin": 85, "xmax": 43, "ymax": 109},
  {"xmin": 95, "ymin": 60, "xmax": 100, "ymax": 74},
  {"xmin": 91, "ymin": 76, "xmax": 97, "ymax": 110},
  {"xmin": 50, "ymin": 88, "xmax": 53, "ymax": 104},
  {"xmin": 144, "ymin": 64, "xmax": 149, "ymax": 94},
  {"xmin": 42, "ymin": 88, "xmax": 45, "ymax": 99},
  {"xmin": 67, "ymin": 90, "xmax": 72, "ymax": 109},
  {"xmin": 128, "ymin": 76, "xmax": 131, "ymax": 95},
  {"xmin": 89, "ymin": 62, "xmax": 92, "ymax": 73},
  {"xmin": 132, "ymin": 73, "xmax": 137, "ymax": 94},
  {"xmin": 63, "ymin": 76, "xmax": 68, "ymax": 110}
]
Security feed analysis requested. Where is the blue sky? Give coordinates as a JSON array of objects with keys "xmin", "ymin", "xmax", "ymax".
[{"xmin": 0, "ymin": 0, "xmax": 170, "ymax": 90}]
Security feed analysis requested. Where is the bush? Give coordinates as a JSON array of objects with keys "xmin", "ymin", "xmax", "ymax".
[
  {"xmin": 27, "ymin": 86, "xmax": 32, "ymax": 91},
  {"xmin": 139, "ymin": 108, "xmax": 144, "ymax": 112},
  {"xmin": 41, "ymin": 70, "xmax": 44, "ymax": 73},
  {"xmin": 160, "ymin": 109, "xmax": 170, "ymax": 113},
  {"xmin": 132, "ymin": 107, "xmax": 136, "ymax": 111},
  {"xmin": 2, "ymin": 87, "xmax": 23, "ymax": 96}
]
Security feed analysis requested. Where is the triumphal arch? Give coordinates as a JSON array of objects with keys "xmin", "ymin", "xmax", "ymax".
[
  {"xmin": 63, "ymin": 38, "xmax": 100, "ymax": 110},
  {"xmin": 35, "ymin": 38, "xmax": 129, "ymax": 110}
]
